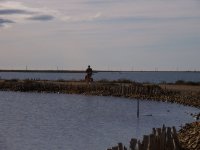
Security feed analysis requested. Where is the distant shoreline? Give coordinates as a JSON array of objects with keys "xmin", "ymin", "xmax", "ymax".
[{"xmin": 0, "ymin": 70, "xmax": 199, "ymax": 73}]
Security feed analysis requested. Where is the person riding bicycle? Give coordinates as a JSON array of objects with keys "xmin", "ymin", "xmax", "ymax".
[{"xmin": 86, "ymin": 65, "xmax": 93, "ymax": 78}]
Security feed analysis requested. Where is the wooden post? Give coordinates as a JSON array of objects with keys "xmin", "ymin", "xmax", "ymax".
[
  {"xmin": 112, "ymin": 146, "xmax": 118, "ymax": 150},
  {"xmin": 142, "ymin": 135, "xmax": 149, "ymax": 150},
  {"xmin": 172, "ymin": 126, "xmax": 181, "ymax": 150},
  {"xmin": 130, "ymin": 138, "xmax": 137, "ymax": 150},
  {"xmin": 137, "ymin": 99, "xmax": 140, "ymax": 118},
  {"xmin": 156, "ymin": 128, "xmax": 162, "ymax": 150},
  {"xmin": 138, "ymin": 141, "xmax": 142, "ymax": 150},
  {"xmin": 149, "ymin": 134, "xmax": 156, "ymax": 150},
  {"xmin": 161, "ymin": 126, "xmax": 166, "ymax": 150},
  {"xmin": 118, "ymin": 143, "xmax": 123, "ymax": 150},
  {"xmin": 166, "ymin": 127, "xmax": 174, "ymax": 150}
]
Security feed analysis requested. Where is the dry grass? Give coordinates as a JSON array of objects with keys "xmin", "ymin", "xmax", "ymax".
[{"xmin": 159, "ymin": 84, "xmax": 200, "ymax": 96}]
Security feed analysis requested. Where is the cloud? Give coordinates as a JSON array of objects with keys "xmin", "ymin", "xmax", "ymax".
[
  {"xmin": 84, "ymin": 0, "xmax": 122, "ymax": 5},
  {"xmin": 60, "ymin": 12, "xmax": 102, "ymax": 22},
  {"xmin": 0, "ymin": 18, "xmax": 14, "ymax": 26},
  {"xmin": 94, "ymin": 15, "xmax": 200, "ymax": 24},
  {"xmin": 0, "ymin": 9, "xmax": 33, "ymax": 15},
  {"xmin": 0, "ymin": 1, "xmax": 55, "ymax": 29},
  {"xmin": 0, "ymin": 1, "xmax": 105, "ymax": 29},
  {"xmin": 28, "ymin": 15, "xmax": 54, "ymax": 21}
]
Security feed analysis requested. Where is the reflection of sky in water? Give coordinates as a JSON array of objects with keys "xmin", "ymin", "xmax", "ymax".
[{"xmin": 0, "ymin": 91, "xmax": 198, "ymax": 150}]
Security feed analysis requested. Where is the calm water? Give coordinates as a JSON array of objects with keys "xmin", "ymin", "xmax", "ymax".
[
  {"xmin": 0, "ymin": 71, "xmax": 200, "ymax": 83},
  {"xmin": 0, "ymin": 91, "xmax": 199, "ymax": 150}
]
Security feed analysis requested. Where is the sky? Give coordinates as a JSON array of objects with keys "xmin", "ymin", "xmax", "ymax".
[{"xmin": 0, "ymin": 0, "xmax": 200, "ymax": 71}]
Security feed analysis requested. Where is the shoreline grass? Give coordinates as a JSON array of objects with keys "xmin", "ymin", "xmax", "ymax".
[{"xmin": 0, "ymin": 79, "xmax": 199, "ymax": 108}]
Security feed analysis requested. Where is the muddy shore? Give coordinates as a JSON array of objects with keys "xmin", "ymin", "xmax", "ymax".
[
  {"xmin": 0, "ymin": 79, "xmax": 199, "ymax": 149},
  {"xmin": 178, "ymin": 122, "xmax": 200, "ymax": 150}
]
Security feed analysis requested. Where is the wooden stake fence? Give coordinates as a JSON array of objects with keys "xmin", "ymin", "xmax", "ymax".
[{"xmin": 107, "ymin": 126, "xmax": 182, "ymax": 150}]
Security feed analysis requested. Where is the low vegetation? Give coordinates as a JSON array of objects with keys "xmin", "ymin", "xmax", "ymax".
[{"xmin": 174, "ymin": 80, "xmax": 200, "ymax": 85}]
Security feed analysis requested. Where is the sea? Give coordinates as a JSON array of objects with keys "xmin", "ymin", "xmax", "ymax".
[{"xmin": 0, "ymin": 71, "xmax": 200, "ymax": 83}]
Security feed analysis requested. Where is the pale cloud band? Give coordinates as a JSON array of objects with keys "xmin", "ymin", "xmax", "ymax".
[
  {"xmin": 2, "ymin": 0, "xmax": 199, "ymax": 29},
  {"xmin": 0, "ymin": 9, "xmax": 33, "ymax": 15},
  {"xmin": 0, "ymin": 1, "xmax": 56, "ymax": 28},
  {"xmin": 0, "ymin": 0, "xmax": 199, "ymax": 32},
  {"xmin": 27, "ymin": 15, "xmax": 54, "ymax": 21},
  {"xmin": 0, "ymin": 1, "xmax": 103, "ymax": 28},
  {"xmin": 0, "ymin": 18, "xmax": 14, "ymax": 26}
]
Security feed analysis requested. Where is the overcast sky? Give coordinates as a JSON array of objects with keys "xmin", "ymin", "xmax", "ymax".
[{"xmin": 0, "ymin": 0, "xmax": 200, "ymax": 71}]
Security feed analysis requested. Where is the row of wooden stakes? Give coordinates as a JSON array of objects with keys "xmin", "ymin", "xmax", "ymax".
[{"xmin": 107, "ymin": 126, "xmax": 183, "ymax": 150}]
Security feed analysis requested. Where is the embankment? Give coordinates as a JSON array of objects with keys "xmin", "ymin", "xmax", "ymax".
[{"xmin": 0, "ymin": 79, "xmax": 199, "ymax": 108}]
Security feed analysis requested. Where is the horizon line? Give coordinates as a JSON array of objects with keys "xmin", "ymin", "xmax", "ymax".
[{"xmin": 0, "ymin": 69, "xmax": 199, "ymax": 73}]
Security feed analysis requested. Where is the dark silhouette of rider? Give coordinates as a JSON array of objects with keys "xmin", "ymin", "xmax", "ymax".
[{"xmin": 86, "ymin": 65, "xmax": 93, "ymax": 78}]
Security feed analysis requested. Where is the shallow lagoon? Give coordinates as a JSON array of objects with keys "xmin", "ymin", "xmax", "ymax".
[{"xmin": 0, "ymin": 91, "xmax": 199, "ymax": 150}]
